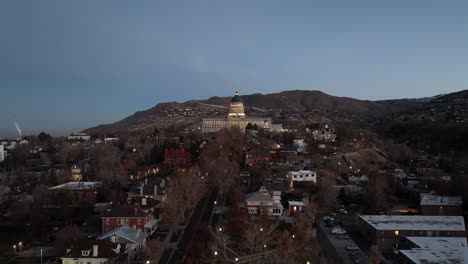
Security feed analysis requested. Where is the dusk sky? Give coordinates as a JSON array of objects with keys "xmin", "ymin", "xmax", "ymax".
[{"xmin": 1, "ymin": 1, "xmax": 467, "ymax": 136}]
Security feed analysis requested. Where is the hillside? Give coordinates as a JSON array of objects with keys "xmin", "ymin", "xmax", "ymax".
[
  {"xmin": 376, "ymin": 89, "xmax": 468, "ymax": 154},
  {"xmin": 84, "ymin": 90, "xmax": 422, "ymax": 135}
]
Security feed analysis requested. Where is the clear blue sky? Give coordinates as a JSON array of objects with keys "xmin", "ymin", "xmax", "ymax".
[{"xmin": 1, "ymin": 1, "xmax": 467, "ymax": 136}]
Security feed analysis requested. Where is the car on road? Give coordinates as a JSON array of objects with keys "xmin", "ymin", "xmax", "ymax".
[
  {"xmin": 331, "ymin": 227, "xmax": 346, "ymax": 235},
  {"xmin": 336, "ymin": 208, "xmax": 349, "ymax": 215},
  {"xmin": 345, "ymin": 245, "xmax": 360, "ymax": 251}
]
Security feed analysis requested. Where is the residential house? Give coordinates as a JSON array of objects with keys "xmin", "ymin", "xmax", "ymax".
[
  {"xmin": 49, "ymin": 182, "xmax": 101, "ymax": 204},
  {"xmin": 126, "ymin": 196, "xmax": 161, "ymax": 222},
  {"xmin": 98, "ymin": 225, "xmax": 147, "ymax": 256},
  {"xmin": 61, "ymin": 239, "xmax": 128, "ymax": 264},
  {"xmin": 292, "ymin": 139, "xmax": 308, "ymax": 154},
  {"xmin": 245, "ymin": 186, "xmax": 283, "ymax": 217},
  {"xmin": 70, "ymin": 160, "xmax": 92, "ymax": 182},
  {"xmin": 287, "ymin": 170, "xmax": 317, "ymax": 183},
  {"xmin": 101, "ymin": 206, "xmax": 156, "ymax": 234},
  {"xmin": 127, "ymin": 176, "xmax": 167, "ymax": 202},
  {"xmin": 66, "ymin": 133, "xmax": 91, "ymax": 142},
  {"xmin": 312, "ymin": 124, "xmax": 336, "ymax": 142},
  {"xmin": 164, "ymin": 148, "xmax": 192, "ymax": 169},
  {"xmin": 420, "ymin": 195, "xmax": 463, "ymax": 216},
  {"xmin": 244, "ymin": 148, "xmax": 271, "ymax": 166}
]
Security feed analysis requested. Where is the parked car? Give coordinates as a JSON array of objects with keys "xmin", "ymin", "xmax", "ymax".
[
  {"xmin": 345, "ymin": 245, "xmax": 360, "ymax": 251},
  {"xmin": 331, "ymin": 227, "xmax": 346, "ymax": 235},
  {"xmin": 336, "ymin": 208, "xmax": 349, "ymax": 215}
]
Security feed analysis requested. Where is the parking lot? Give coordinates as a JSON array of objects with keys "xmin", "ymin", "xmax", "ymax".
[{"xmin": 317, "ymin": 214, "xmax": 367, "ymax": 264}]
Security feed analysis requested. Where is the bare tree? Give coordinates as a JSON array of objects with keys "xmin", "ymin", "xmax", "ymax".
[
  {"xmin": 163, "ymin": 166, "xmax": 206, "ymax": 225},
  {"xmin": 317, "ymin": 170, "xmax": 339, "ymax": 212},
  {"xmin": 143, "ymin": 238, "xmax": 163, "ymax": 259},
  {"xmin": 55, "ymin": 225, "xmax": 83, "ymax": 255}
]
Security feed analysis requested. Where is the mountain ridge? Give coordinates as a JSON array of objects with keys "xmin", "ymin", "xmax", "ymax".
[{"xmin": 83, "ymin": 89, "xmax": 467, "ymax": 135}]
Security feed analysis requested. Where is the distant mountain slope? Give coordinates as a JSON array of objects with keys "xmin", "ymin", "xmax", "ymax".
[
  {"xmin": 376, "ymin": 89, "xmax": 468, "ymax": 154},
  {"xmin": 83, "ymin": 90, "xmax": 423, "ymax": 135}
]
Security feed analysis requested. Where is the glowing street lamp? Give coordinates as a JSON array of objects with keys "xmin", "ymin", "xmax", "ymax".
[{"xmin": 214, "ymin": 251, "xmax": 218, "ymax": 256}]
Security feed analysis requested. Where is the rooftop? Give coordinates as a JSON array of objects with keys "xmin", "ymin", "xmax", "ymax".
[
  {"xmin": 62, "ymin": 239, "xmax": 122, "ymax": 259},
  {"xmin": 102, "ymin": 206, "xmax": 150, "ymax": 218},
  {"xmin": 399, "ymin": 248, "xmax": 467, "ymax": 264},
  {"xmin": 359, "ymin": 215, "xmax": 466, "ymax": 231},
  {"xmin": 49, "ymin": 182, "xmax": 101, "ymax": 190},
  {"xmin": 420, "ymin": 195, "xmax": 463, "ymax": 206},
  {"xmin": 406, "ymin": 237, "xmax": 467, "ymax": 250},
  {"xmin": 98, "ymin": 225, "xmax": 147, "ymax": 244}
]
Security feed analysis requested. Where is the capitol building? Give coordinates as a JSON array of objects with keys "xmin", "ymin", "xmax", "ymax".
[{"xmin": 202, "ymin": 91, "xmax": 281, "ymax": 133}]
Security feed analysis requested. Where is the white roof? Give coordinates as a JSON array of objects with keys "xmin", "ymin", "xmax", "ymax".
[
  {"xmin": 49, "ymin": 182, "xmax": 102, "ymax": 190},
  {"xmin": 406, "ymin": 237, "xmax": 467, "ymax": 250},
  {"xmin": 400, "ymin": 248, "xmax": 468, "ymax": 264},
  {"xmin": 144, "ymin": 219, "xmax": 159, "ymax": 228},
  {"xmin": 420, "ymin": 195, "xmax": 463, "ymax": 206},
  {"xmin": 288, "ymin": 201, "xmax": 306, "ymax": 206},
  {"xmin": 360, "ymin": 215, "xmax": 466, "ymax": 231},
  {"xmin": 98, "ymin": 225, "xmax": 147, "ymax": 244}
]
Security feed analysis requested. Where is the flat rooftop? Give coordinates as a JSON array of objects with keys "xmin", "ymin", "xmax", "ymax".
[
  {"xmin": 406, "ymin": 237, "xmax": 467, "ymax": 250},
  {"xmin": 400, "ymin": 248, "xmax": 467, "ymax": 264},
  {"xmin": 360, "ymin": 215, "xmax": 466, "ymax": 231},
  {"xmin": 50, "ymin": 182, "xmax": 102, "ymax": 190},
  {"xmin": 420, "ymin": 195, "xmax": 463, "ymax": 206}
]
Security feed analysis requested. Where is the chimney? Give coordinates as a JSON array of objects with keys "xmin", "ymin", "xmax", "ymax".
[
  {"xmin": 134, "ymin": 207, "xmax": 138, "ymax": 217},
  {"xmin": 93, "ymin": 245, "xmax": 98, "ymax": 257},
  {"xmin": 142, "ymin": 197, "xmax": 147, "ymax": 206},
  {"xmin": 154, "ymin": 185, "xmax": 158, "ymax": 196}
]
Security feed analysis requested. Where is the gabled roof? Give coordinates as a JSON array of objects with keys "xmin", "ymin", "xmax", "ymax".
[
  {"xmin": 62, "ymin": 239, "xmax": 122, "ymax": 259},
  {"xmin": 246, "ymin": 192, "xmax": 274, "ymax": 203},
  {"xmin": 102, "ymin": 206, "xmax": 150, "ymax": 218},
  {"xmin": 98, "ymin": 225, "xmax": 147, "ymax": 244}
]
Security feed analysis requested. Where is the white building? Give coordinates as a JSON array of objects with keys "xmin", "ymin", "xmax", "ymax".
[
  {"xmin": 67, "ymin": 132, "xmax": 91, "ymax": 141},
  {"xmin": 61, "ymin": 239, "xmax": 127, "ymax": 264},
  {"xmin": 287, "ymin": 170, "xmax": 317, "ymax": 183},
  {"xmin": 399, "ymin": 237, "xmax": 468, "ymax": 264},
  {"xmin": 293, "ymin": 139, "xmax": 308, "ymax": 154},
  {"xmin": 0, "ymin": 145, "xmax": 6, "ymax": 162},
  {"xmin": 245, "ymin": 186, "xmax": 283, "ymax": 216},
  {"xmin": 312, "ymin": 124, "xmax": 336, "ymax": 142}
]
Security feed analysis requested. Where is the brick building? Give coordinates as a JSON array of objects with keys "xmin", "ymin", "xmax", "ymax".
[
  {"xmin": 420, "ymin": 195, "xmax": 463, "ymax": 216},
  {"xmin": 164, "ymin": 148, "xmax": 192, "ymax": 169},
  {"xmin": 101, "ymin": 206, "xmax": 153, "ymax": 233},
  {"xmin": 359, "ymin": 215, "xmax": 466, "ymax": 253}
]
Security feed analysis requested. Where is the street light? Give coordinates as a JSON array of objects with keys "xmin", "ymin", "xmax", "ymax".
[
  {"xmin": 146, "ymin": 261, "xmax": 150, "ymax": 264},
  {"xmin": 260, "ymin": 228, "xmax": 263, "ymax": 232},
  {"xmin": 214, "ymin": 251, "xmax": 218, "ymax": 256},
  {"xmin": 235, "ymin": 257, "xmax": 239, "ymax": 262},
  {"xmin": 263, "ymin": 244, "xmax": 267, "ymax": 248}
]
